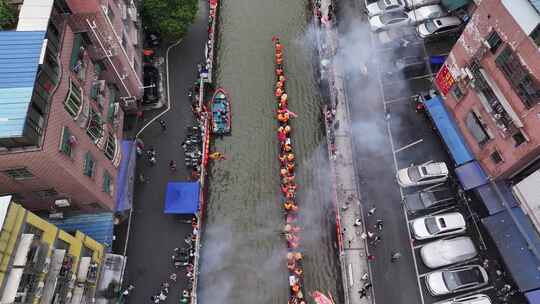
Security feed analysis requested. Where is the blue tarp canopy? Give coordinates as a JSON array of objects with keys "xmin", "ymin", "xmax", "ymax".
[
  {"xmin": 526, "ymin": 289, "xmax": 540, "ymax": 304},
  {"xmin": 115, "ymin": 140, "xmax": 136, "ymax": 211},
  {"xmin": 475, "ymin": 181, "xmax": 518, "ymax": 215},
  {"xmin": 455, "ymin": 161, "xmax": 489, "ymax": 190},
  {"xmin": 164, "ymin": 182, "xmax": 200, "ymax": 214},
  {"xmin": 425, "ymin": 96, "xmax": 473, "ymax": 166},
  {"xmin": 482, "ymin": 207, "xmax": 540, "ymax": 292}
]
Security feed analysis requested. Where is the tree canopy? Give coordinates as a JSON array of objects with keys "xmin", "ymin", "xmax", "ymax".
[
  {"xmin": 0, "ymin": 0, "xmax": 17, "ymax": 30},
  {"xmin": 142, "ymin": 0, "xmax": 199, "ymax": 42}
]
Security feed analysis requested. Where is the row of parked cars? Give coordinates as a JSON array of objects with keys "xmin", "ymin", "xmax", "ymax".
[
  {"xmin": 366, "ymin": 0, "xmax": 464, "ymax": 41},
  {"xmin": 395, "ymin": 162, "xmax": 492, "ymax": 304}
]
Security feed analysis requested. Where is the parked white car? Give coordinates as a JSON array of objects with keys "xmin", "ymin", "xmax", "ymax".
[
  {"xmin": 405, "ymin": 0, "xmax": 440, "ymax": 9},
  {"xmin": 396, "ymin": 162, "xmax": 449, "ymax": 187},
  {"xmin": 366, "ymin": 0, "xmax": 406, "ymax": 17},
  {"xmin": 434, "ymin": 294, "xmax": 492, "ymax": 304},
  {"xmin": 425, "ymin": 265, "xmax": 489, "ymax": 296},
  {"xmin": 407, "ymin": 5, "xmax": 447, "ymax": 24},
  {"xmin": 411, "ymin": 212, "xmax": 466, "ymax": 240},
  {"xmin": 369, "ymin": 11, "xmax": 410, "ymax": 32},
  {"xmin": 420, "ymin": 236, "xmax": 477, "ymax": 268},
  {"xmin": 369, "ymin": 5, "xmax": 445, "ymax": 32}
]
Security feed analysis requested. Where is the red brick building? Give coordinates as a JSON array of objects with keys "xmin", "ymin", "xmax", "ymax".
[
  {"xmin": 0, "ymin": 0, "xmax": 142, "ymax": 212},
  {"xmin": 438, "ymin": 0, "xmax": 540, "ymax": 180}
]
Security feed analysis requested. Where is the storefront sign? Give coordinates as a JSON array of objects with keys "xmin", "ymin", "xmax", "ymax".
[{"xmin": 435, "ymin": 64, "xmax": 455, "ymax": 96}]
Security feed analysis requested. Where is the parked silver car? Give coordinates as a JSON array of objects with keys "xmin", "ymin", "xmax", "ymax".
[
  {"xmin": 416, "ymin": 16, "xmax": 463, "ymax": 39},
  {"xmin": 369, "ymin": 5, "xmax": 446, "ymax": 32},
  {"xmin": 407, "ymin": 5, "xmax": 447, "ymax": 24},
  {"xmin": 396, "ymin": 162, "xmax": 449, "ymax": 187},
  {"xmin": 420, "ymin": 236, "xmax": 477, "ymax": 268},
  {"xmin": 411, "ymin": 212, "xmax": 466, "ymax": 240},
  {"xmin": 425, "ymin": 265, "xmax": 489, "ymax": 296}
]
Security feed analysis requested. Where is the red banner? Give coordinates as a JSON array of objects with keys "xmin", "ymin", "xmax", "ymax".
[{"xmin": 435, "ymin": 64, "xmax": 455, "ymax": 96}]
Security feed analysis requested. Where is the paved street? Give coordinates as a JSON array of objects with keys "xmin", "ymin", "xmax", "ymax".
[{"xmin": 122, "ymin": 0, "xmax": 209, "ymax": 303}]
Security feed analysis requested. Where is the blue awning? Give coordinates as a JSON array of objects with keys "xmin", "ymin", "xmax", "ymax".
[
  {"xmin": 455, "ymin": 161, "xmax": 488, "ymax": 190},
  {"xmin": 49, "ymin": 213, "xmax": 115, "ymax": 252},
  {"xmin": 425, "ymin": 96, "xmax": 473, "ymax": 166},
  {"xmin": 482, "ymin": 207, "xmax": 540, "ymax": 292},
  {"xmin": 115, "ymin": 140, "xmax": 136, "ymax": 211},
  {"xmin": 475, "ymin": 181, "xmax": 518, "ymax": 215},
  {"xmin": 527, "ymin": 290, "xmax": 540, "ymax": 304},
  {"xmin": 164, "ymin": 182, "xmax": 200, "ymax": 214}
]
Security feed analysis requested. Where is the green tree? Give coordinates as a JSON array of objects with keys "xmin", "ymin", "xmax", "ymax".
[
  {"xmin": 142, "ymin": 0, "xmax": 198, "ymax": 42},
  {"xmin": 0, "ymin": 0, "xmax": 17, "ymax": 30}
]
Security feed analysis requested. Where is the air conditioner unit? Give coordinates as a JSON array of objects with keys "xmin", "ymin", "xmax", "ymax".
[
  {"xmin": 97, "ymin": 80, "xmax": 106, "ymax": 92},
  {"xmin": 97, "ymin": 94, "xmax": 106, "ymax": 108},
  {"xmin": 120, "ymin": 3, "xmax": 127, "ymax": 20},
  {"xmin": 122, "ymin": 97, "xmax": 136, "ymax": 108},
  {"xmin": 113, "ymin": 102, "xmax": 120, "ymax": 115},
  {"xmin": 128, "ymin": 6, "xmax": 137, "ymax": 22},
  {"xmin": 54, "ymin": 198, "xmax": 70, "ymax": 207}
]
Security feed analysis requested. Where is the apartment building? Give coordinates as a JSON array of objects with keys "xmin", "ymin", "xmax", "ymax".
[
  {"xmin": 430, "ymin": 0, "xmax": 540, "ymax": 297},
  {"xmin": 437, "ymin": 0, "xmax": 540, "ymax": 179},
  {"xmin": 0, "ymin": 195, "xmax": 105, "ymax": 304},
  {"xmin": 0, "ymin": 0, "xmax": 142, "ymax": 212}
]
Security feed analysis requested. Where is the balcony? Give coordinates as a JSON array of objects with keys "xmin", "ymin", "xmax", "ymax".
[{"xmin": 468, "ymin": 61, "xmax": 522, "ymax": 136}]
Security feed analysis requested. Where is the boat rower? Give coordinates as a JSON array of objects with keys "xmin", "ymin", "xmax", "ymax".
[
  {"xmin": 281, "ymin": 93, "xmax": 288, "ymax": 103},
  {"xmin": 287, "ymin": 153, "xmax": 295, "ymax": 161},
  {"xmin": 294, "ymin": 268, "xmax": 303, "ymax": 276},
  {"xmin": 276, "ymin": 56, "xmax": 284, "ymax": 65},
  {"xmin": 287, "ymin": 162, "xmax": 295, "ymax": 173},
  {"xmin": 275, "ymin": 87, "xmax": 283, "ymax": 97},
  {"xmin": 276, "ymin": 67, "xmax": 284, "ymax": 76},
  {"xmin": 280, "ymin": 168, "xmax": 288, "ymax": 177}
]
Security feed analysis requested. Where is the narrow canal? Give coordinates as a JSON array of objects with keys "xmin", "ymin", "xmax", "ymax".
[{"xmin": 198, "ymin": 0, "xmax": 341, "ymax": 303}]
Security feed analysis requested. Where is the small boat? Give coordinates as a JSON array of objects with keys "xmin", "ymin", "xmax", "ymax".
[
  {"xmin": 311, "ymin": 291, "xmax": 335, "ymax": 304},
  {"xmin": 210, "ymin": 87, "xmax": 231, "ymax": 135}
]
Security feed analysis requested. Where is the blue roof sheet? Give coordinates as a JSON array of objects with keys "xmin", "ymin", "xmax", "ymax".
[
  {"xmin": 425, "ymin": 96, "xmax": 474, "ymax": 166},
  {"xmin": 164, "ymin": 182, "xmax": 200, "ymax": 214},
  {"xmin": 482, "ymin": 207, "xmax": 540, "ymax": 292},
  {"xmin": 455, "ymin": 161, "xmax": 489, "ymax": 190},
  {"xmin": 49, "ymin": 213, "xmax": 115, "ymax": 252},
  {"xmin": 0, "ymin": 31, "xmax": 45, "ymax": 139},
  {"xmin": 115, "ymin": 141, "xmax": 136, "ymax": 211}
]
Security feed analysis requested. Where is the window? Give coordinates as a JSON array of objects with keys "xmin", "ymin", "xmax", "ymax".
[
  {"xmin": 490, "ymin": 151, "xmax": 503, "ymax": 164},
  {"xmin": 87, "ymin": 108, "xmax": 103, "ymax": 142},
  {"xmin": 83, "ymin": 152, "xmax": 96, "ymax": 177},
  {"xmin": 495, "ymin": 46, "xmax": 540, "ymax": 108},
  {"xmin": 59, "ymin": 126, "xmax": 73, "ymax": 156},
  {"xmin": 531, "ymin": 24, "xmax": 540, "ymax": 47},
  {"xmin": 33, "ymin": 188, "xmax": 59, "ymax": 199},
  {"xmin": 486, "ymin": 31, "xmax": 502, "ymax": 53},
  {"xmin": 64, "ymin": 79, "xmax": 83, "ymax": 117},
  {"xmin": 465, "ymin": 111, "xmax": 490, "ymax": 146},
  {"xmin": 512, "ymin": 131, "xmax": 527, "ymax": 147},
  {"xmin": 103, "ymin": 171, "xmax": 112, "ymax": 194},
  {"xmin": 104, "ymin": 133, "xmax": 116, "ymax": 160},
  {"xmin": 3, "ymin": 168, "xmax": 34, "ymax": 180},
  {"xmin": 450, "ymin": 85, "xmax": 464, "ymax": 101},
  {"xmin": 107, "ymin": 4, "xmax": 115, "ymax": 22}
]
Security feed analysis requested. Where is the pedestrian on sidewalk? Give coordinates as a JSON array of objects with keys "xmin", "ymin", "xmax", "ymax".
[
  {"xmin": 159, "ymin": 119, "xmax": 167, "ymax": 132},
  {"xmin": 375, "ymin": 219, "xmax": 384, "ymax": 231},
  {"xmin": 367, "ymin": 206, "xmax": 376, "ymax": 216},
  {"xmin": 138, "ymin": 172, "xmax": 147, "ymax": 184},
  {"xmin": 169, "ymin": 160, "xmax": 177, "ymax": 172},
  {"xmin": 358, "ymin": 288, "xmax": 367, "ymax": 298},
  {"xmin": 391, "ymin": 251, "xmax": 402, "ymax": 263},
  {"xmin": 353, "ymin": 218, "xmax": 362, "ymax": 227},
  {"xmin": 149, "ymin": 156, "xmax": 157, "ymax": 166},
  {"xmin": 367, "ymin": 255, "xmax": 376, "ymax": 261},
  {"xmin": 169, "ymin": 273, "xmax": 177, "ymax": 282},
  {"xmin": 364, "ymin": 282, "xmax": 372, "ymax": 290},
  {"xmin": 369, "ymin": 235, "xmax": 381, "ymax": 246}
]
